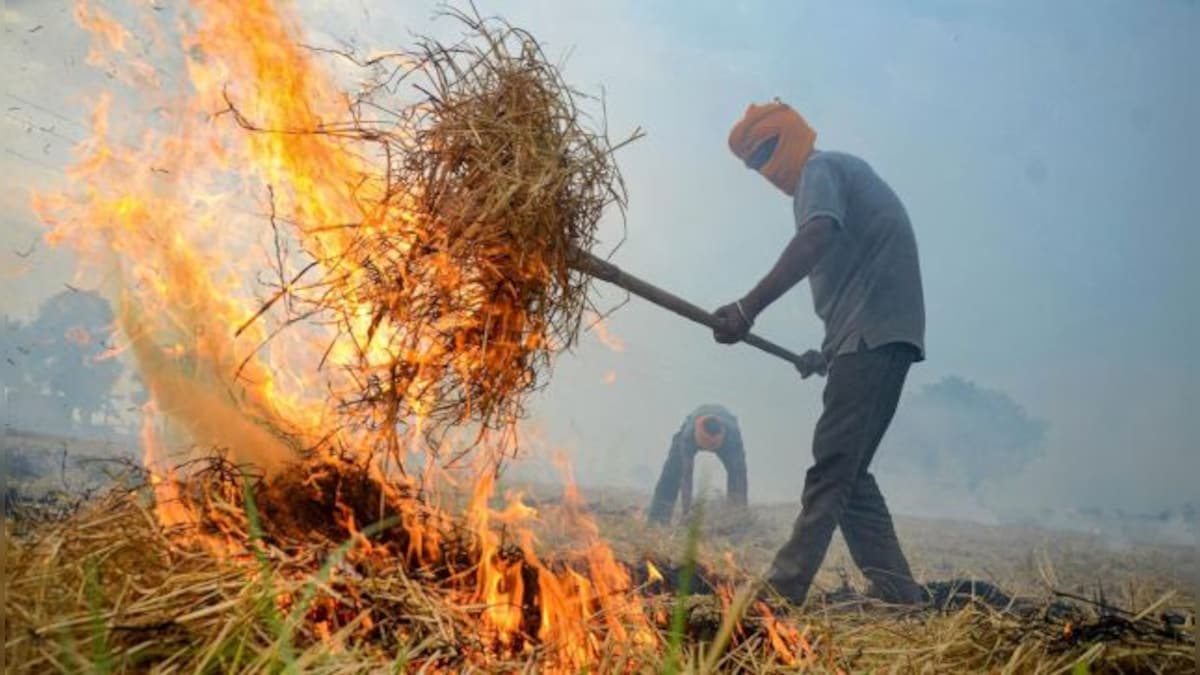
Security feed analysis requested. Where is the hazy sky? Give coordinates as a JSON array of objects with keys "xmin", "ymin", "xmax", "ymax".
[{"xmin": 3, "ymin": 1, "xmax": 1197, "ymax": 518}]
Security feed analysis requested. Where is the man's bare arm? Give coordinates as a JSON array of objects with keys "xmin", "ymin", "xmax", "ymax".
[
  {"xmin": 712, "ymin": 216, "xmax": 836, "ymax": 344},
  {"xmin": 741, "ymin": 216, "xmax": 836, "ymax": 318}
]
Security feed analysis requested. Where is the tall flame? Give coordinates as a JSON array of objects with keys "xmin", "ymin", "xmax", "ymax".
[{"xmin": 36, "ymin": 0, "xmax": 362, "ymax": 484}]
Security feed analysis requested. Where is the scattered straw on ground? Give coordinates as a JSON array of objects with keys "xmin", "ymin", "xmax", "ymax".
[{"xmin": 6, "ymin": 475, "xmax": 1194, "ymax": 674}]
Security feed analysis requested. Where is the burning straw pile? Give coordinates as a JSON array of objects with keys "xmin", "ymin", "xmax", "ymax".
[{"xmin": 234, "ymin": 6, "xmax": 641, "ymax": 461}]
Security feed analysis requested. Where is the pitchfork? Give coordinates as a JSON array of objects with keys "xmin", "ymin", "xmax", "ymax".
[{"xmin": 569, "ymin": 248, "xmax": 826, "ymax": 377}]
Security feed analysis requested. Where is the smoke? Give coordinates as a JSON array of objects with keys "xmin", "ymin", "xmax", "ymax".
[
  {"xmin": 873, "ymin": 376, "xmax": 1199, "ymax": 548},
  {"xmin": 860, "ymin": 375, "xmax": 1045, "ymax": 525},
  {"xmin": 879, "ymin": 376, "xmax": 1048, "ymax": 493}
]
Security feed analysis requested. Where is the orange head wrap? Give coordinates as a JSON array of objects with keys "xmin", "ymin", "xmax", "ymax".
[
  {"xmin": 727, "ymin": 100, "xmax": 817, "ymax": 195},
  {"xmin": 693, "ymin": 415, "xmax": 727, "ymax": 452}
]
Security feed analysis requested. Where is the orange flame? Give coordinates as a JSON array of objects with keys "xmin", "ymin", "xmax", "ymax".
[
  {"xmin": 756, "ymin": 601, "xmax": 816, "ymax": 666},
  {"xmin": 646, "ymin": 560, "xmax": 664, "ymax": 584}
]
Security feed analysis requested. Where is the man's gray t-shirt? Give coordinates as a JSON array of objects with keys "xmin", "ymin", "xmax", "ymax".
[{"xmin": 793, "ymin": 150, "xmax": 925, "ymax": 361}]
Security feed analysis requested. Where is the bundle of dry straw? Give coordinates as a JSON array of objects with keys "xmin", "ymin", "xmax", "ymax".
[{"xmin": 240, "ymin": 6, "xmax": 641, "ymax": 461}]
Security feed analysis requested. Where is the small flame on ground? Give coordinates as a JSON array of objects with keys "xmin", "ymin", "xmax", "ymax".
[
  {"xmin": 646, "ymin": 560, "xmax": 664, "ymax": 584},
  {"xmin": 756, "ymin": 601, "xmax": 816, "ymax": 667}
]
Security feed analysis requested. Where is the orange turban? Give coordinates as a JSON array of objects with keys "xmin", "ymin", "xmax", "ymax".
[
  {"xmin": 727, "ymin": 101, "xmax": 816, "ymax": 195},
  {"xmin": 693, "ymin": 415, "xmax": 727, "ymax": 452}
]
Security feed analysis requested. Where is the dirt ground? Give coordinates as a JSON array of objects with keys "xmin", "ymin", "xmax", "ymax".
[{"xmin": 515, "ymin": 481, "xmax": 1198, "ymax": 616}]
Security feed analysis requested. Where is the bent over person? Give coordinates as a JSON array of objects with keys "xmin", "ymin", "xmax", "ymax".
[
  {"xmin": 647, "ymin": 404, "xmax": 748, "ymax": 525},
  {"xmin": 711, "ymin": 101, "xmax": 926, "ymax": 605}
]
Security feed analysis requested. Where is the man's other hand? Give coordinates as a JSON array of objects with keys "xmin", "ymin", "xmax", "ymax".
[
  {"xmin": 713, "ymin": 302, "xmax": 753, "ymax": 344},
  {"xmin": 795, "ymin": 349, "xmax": 827, "ymax": 379}
]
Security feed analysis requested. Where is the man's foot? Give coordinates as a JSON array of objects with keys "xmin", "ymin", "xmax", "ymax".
[
  {"xmin": 863, "ymin": 576, "xmax": 928, "ymax": 607},
  {"xmin": 757, "ymin": 575, "xmax": 809, "ymax": 609}
]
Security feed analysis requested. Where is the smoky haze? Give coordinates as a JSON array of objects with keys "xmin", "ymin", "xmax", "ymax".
[{"xmin": 2, "ymin": 2, "xmax": 1197, "ymax": 536}]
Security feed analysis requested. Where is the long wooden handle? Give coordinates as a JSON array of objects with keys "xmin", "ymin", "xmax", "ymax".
[{"xmin": 569, "ymin": 248, "xmax": 808, "ymax": 368}]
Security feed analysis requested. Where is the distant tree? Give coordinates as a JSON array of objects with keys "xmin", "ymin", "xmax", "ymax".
[
  {"xmin": 4, "ymin": 290, "xmax": 122, "ymax": 433},
  {"xmin": 882, "ymin": 376, "xmax": 1048, "ymax": 491}
]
